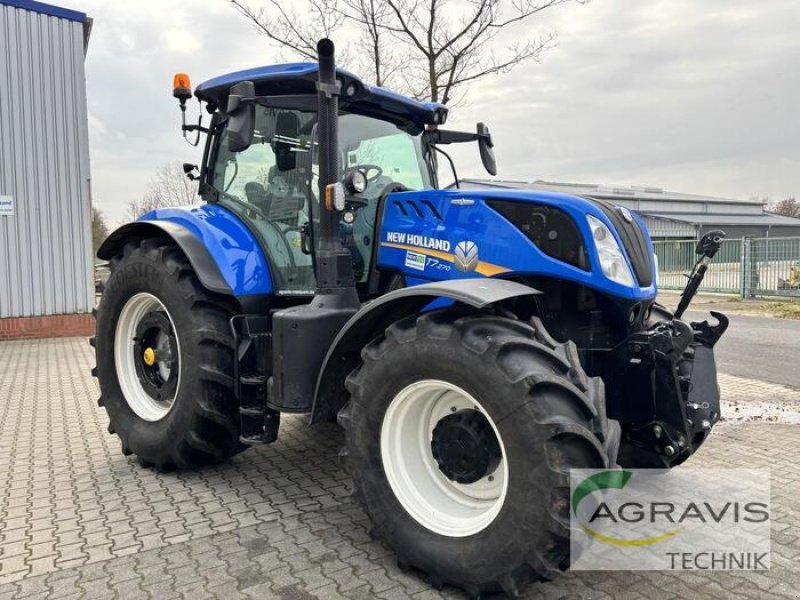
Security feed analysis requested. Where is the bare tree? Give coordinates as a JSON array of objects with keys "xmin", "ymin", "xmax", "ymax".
[
  {"xmin": 229, "ymin": 0, "xmax": 347, "ymax": 61},
  {"xmin": 339, "ymin": 0, "xmax": 398, "ymax": 87},
  {"xmin": 771, "ymin": 197, "xmax": 800, "ymax": 218},
  {"xmin": 228, "ymin": 0, "xmax": 581, "ymax": 104},
  {"xmin": 381, "ymin": 0, "xmax": 570, "ymax": 104},
  {"xmin": 127, "ymin": 162, "xmax": 199, "ymax": 220},
  {"xmin": 91, "ymin": 207, "xmax": 110, "ymax": 255}
]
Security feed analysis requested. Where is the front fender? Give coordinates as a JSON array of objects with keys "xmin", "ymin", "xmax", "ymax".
[
  {"xmin": 98, "ymin": 204, "xmax": 272, "ymax": 298},
  {"xmin": 310, "ymin": 278, "xmax": 540, "ymax": 423}
]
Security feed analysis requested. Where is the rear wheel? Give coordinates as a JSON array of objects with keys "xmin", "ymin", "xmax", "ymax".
[
  {"xmin": 92, "ymin": 238, "xmax": 244, "ymax": 471},
  {"xmin": 340, "ymin": 309, "xmax": 619, "ymax": 597},
  {"xmin": 114, "ymin": 292, "xmax": 181, "ymax": 422}
]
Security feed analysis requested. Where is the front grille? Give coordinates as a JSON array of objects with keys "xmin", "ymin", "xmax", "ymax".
[{"xmin": 487, "ymin": 200, "xmax": 590, "ymax": 271}]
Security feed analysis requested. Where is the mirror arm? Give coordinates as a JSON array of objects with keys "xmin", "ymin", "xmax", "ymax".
[
  {"xmin": 425, "ymin": 129, "xmax": 480, "ymax": 145},
  {"xmin": 425, "ymin": 128, "xmax": 494, "ymax": 146},
  {"xmin": 179, "ymin": 104, "xmax": 205, "ymax": 147},
  {"xmin": 182, "ymin": 123, "xmax": 210, "ymax": 134},
  {"xmin": 432, "ymin": 145, "xmax": 459, "ymax": 189},
  {"xmin": 424, "ymin": 125, "xmax": 496, "ymax": 177}
]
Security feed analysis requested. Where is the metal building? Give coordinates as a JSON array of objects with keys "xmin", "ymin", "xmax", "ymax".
[
  {"xmin": 0, "ymin": 0, "xmax": 93, "ymax": 338},
  {"xmin": 462, "ymin": 179, "xmax": 800, "ymax": 240}
]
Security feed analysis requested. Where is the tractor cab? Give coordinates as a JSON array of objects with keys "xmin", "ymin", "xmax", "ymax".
[
  {"xmin": 180, "ymin": 64, "xmax": 488, "ymax": 299},
  {"xmin": 206, "ymin": 102, "xmax": 432, "ymax": 294}
]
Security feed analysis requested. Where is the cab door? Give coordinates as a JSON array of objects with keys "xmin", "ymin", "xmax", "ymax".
[{"xmin": 209, "ymin": 107, "xmax": 317, "ymax": 295}]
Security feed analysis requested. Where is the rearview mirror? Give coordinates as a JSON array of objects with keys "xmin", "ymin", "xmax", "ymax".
[
  {"xmin": 477, "ymin": 122, "xmax": 497, "ymax": 176},
  {"xmin": 227, "ymin": 81, "xmax": 256, "ymax": 153}
]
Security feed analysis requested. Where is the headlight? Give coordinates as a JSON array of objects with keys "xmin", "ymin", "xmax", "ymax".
[
  {"xmin": 344, "ymin": 169, "xmax": 367, "ymax": 194},
  {"xmin": 587, "ymin": 215, "xmax": 635, "ymax": 287},
  {"xmin": 653, "ymin": 252, "xmax": 659, "ymax": 286}
]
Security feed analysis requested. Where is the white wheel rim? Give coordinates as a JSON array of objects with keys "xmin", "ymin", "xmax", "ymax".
[
  {"xmin": 114, "ymin": 293, "xmax": 181, "ymax": 422},
  {"xmin": 380, "ymin": 379, "xmax": 508, "ymax": 537}
]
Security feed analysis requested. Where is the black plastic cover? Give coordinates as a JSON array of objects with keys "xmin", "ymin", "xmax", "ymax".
[{"xmin": 270, "ymin": 302, "xmax": 357, "ymax": 413}]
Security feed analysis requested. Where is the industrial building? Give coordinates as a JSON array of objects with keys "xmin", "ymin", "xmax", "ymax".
[
  {"xmin": 0, "ymin": 0, "xmax": 93, "ymax": 338},
  {"xmin": 463, "ymin": 179, "xmax": 800, "ymax": 240}
]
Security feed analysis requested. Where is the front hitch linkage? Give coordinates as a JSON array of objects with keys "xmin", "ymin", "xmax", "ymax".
[{"xmin": 674, "ymin": 229, "xmax": 726, "ymax": 319}]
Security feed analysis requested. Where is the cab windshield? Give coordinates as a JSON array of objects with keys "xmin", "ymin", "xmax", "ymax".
[{"xmin": 211, "ymin": 106, "xmax": 432, "ymax": 294}]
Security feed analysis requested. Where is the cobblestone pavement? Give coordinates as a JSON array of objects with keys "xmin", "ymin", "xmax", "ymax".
[
  {"xmin": 719, "ymin": 374, "xmax": 800, "ymax": 424},
  {"xmin": 1, "ymin": 337, "xmax": 798, "ymax": 599}
]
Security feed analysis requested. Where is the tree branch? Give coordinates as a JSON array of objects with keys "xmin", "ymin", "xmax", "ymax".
[{"xmin": 228, "ymin": 0, "xmax": 581, "ymax": 106}]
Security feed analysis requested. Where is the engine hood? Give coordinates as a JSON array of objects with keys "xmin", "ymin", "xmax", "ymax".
[
  {"xmin": 451, "ymin": 188, "xmax": 654, "ymax": 287},
  {"xmin": 378, "ymin": 187, "xmax": 656, "ymax": 301}
]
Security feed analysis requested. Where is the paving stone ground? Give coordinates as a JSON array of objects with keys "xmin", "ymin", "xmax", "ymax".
[{"xmin": 1, "ymin": 337, "xmax": 798, "ymax": 599}]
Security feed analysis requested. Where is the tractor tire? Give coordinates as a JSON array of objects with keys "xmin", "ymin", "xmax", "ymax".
[
  {"xmin": 91, "ymin": 237, "xmax": 244, "ymax": 471},
  {"xmin": 339, "ymin": 309, "xmax": 619, "ymax": 598}
]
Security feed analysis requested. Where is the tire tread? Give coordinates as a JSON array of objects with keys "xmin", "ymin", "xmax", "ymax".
[
  {"xmin": 341, "ymin": 308, "xmax": 620, "ymax": 596},
  {"xmin": 93, "ymin": 237, "xmax": 243, "ymax": 470}
]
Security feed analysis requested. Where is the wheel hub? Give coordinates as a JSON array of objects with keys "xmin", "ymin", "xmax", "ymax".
[
  {"xmin": 114, "ymin": 293, "xmax": 182, "ymax": 422},
  {"xmin": 431, "ymin": 409, "xmax": 501, "ymax": 484},
  {"xmin": 142, "ymin": 347, "xmax": 156, "ymax": 366},
  {"xmin": 132, "ymin": 310, "xmax": 178, "ymax": 403}
]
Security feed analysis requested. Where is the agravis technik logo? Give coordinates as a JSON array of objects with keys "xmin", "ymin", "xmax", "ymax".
[
  {"xmin": 571, "ymin": 470, "xmax": 682, "ymax": 547},
  {"xmin": 570, "ymin": 469, "xmax": 771, "ymax": 571}
]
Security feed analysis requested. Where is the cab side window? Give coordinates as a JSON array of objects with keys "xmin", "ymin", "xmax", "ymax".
[{"xmin": 212, "ymin": 107, "xmax": 317, "ymax": 294}]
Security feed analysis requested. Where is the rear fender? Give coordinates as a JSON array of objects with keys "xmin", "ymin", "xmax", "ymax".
[
  {"xmin": 97, "ymin": 205, "xmax": 272, "ymax": 301},
  {"xmin": 309, "ymin": 278, "xmax": 540, "ymax": 423}
]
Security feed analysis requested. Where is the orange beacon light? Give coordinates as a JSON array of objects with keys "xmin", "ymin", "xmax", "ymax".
[{"xmin": 173, "ymin": 73, "xmax": 192, "ymax": 103}]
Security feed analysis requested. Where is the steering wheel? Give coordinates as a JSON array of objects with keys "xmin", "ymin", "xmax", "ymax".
[{"xmin": 355, "ymin": 164, "xmax": 383, "ymax": 183}]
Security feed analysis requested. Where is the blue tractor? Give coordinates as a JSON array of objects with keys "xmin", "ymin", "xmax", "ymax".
[{"xmin": 94, "ymin": 39, "xmax": 728, "ymax": 596}]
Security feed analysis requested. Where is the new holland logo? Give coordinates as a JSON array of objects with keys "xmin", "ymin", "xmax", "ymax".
[
  {"xmin": 618, "ymin": 206, "xmax": 634, "ymax": 223},
  {"xmin": 454, "ymin": 241, "xmax": 479, "ymax": 272}
]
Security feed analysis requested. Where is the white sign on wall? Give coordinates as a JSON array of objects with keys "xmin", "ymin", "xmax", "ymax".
[{"xmin": 0, "ymin": 195, "xmax": 13, "ymax": 216}]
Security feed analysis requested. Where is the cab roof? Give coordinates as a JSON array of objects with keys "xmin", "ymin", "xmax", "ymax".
[{"xmin": 194, "ymin": 63, "xmax": 446, "ymax": 133}]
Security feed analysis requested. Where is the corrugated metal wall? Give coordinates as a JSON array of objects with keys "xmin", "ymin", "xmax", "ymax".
[
  {"xmin": 0, "ymin": 3, "xmax": 93, "ymax": 318},
  {"xmin": 642, "ymin": 215, "xmax": 696, "ymax": 239}
]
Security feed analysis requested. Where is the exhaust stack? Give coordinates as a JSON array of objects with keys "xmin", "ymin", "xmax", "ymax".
[
  {"xmin": 313, "ymin": 38, "xmax": 359, "ymax": 308},
  {"xmin": 268, "ymin": 39, "xmax": 360, "ymax": 412}
]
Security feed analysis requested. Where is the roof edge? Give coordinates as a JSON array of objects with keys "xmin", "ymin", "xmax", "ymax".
[
  {"xmin": 1, "ymin": 0, "xmax": 86, "ymax": 23},
  {"xmin": 195, "ymin": 62, "xmax": 446, "ymax": 131},
  {"xmin": 459, "ymin": 178, "xmax": 762, "ymax": 206}
]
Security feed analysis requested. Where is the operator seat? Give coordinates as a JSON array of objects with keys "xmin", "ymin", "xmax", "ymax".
[{"xmin": 244, "ymin": 181, "xmax": 271, "ymax": 214}]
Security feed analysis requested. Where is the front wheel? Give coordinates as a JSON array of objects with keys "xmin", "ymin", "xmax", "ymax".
[
  {"xmin": 92, "ymin": 238, "xmax": 244, "ymax": 471},
  {"xmin": 340, "ymin": 309, "xmax": 619, "ymax": 597}
]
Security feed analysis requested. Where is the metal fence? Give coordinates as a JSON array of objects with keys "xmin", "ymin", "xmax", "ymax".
[{"xmin": 653, "ymin": 237, "xmax": 800, "ymax": 298}]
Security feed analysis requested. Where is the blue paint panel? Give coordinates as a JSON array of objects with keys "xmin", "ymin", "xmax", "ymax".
[
  {"xmin": 378, "ymin": 189, "xmax": 657, "ymax": 301},
  {"xmin": 1, "ymin": 0, "xmax": 86, "ymax": 22},
  {"xmin": 196, "ymin": 63, "xmax": 318, "ymax": 96},
  {"xmin": 139, "ymin": 205, "xmax": 272, "ymax": 297},
  {"xmin": 195, "ymin": 63, "xmax": 444, "ymax": 130}
]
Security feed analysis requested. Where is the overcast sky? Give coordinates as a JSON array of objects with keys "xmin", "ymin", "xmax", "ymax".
[{"xmin": 54, "ymin": 0, "xmax": 800, "ymax": 224}]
